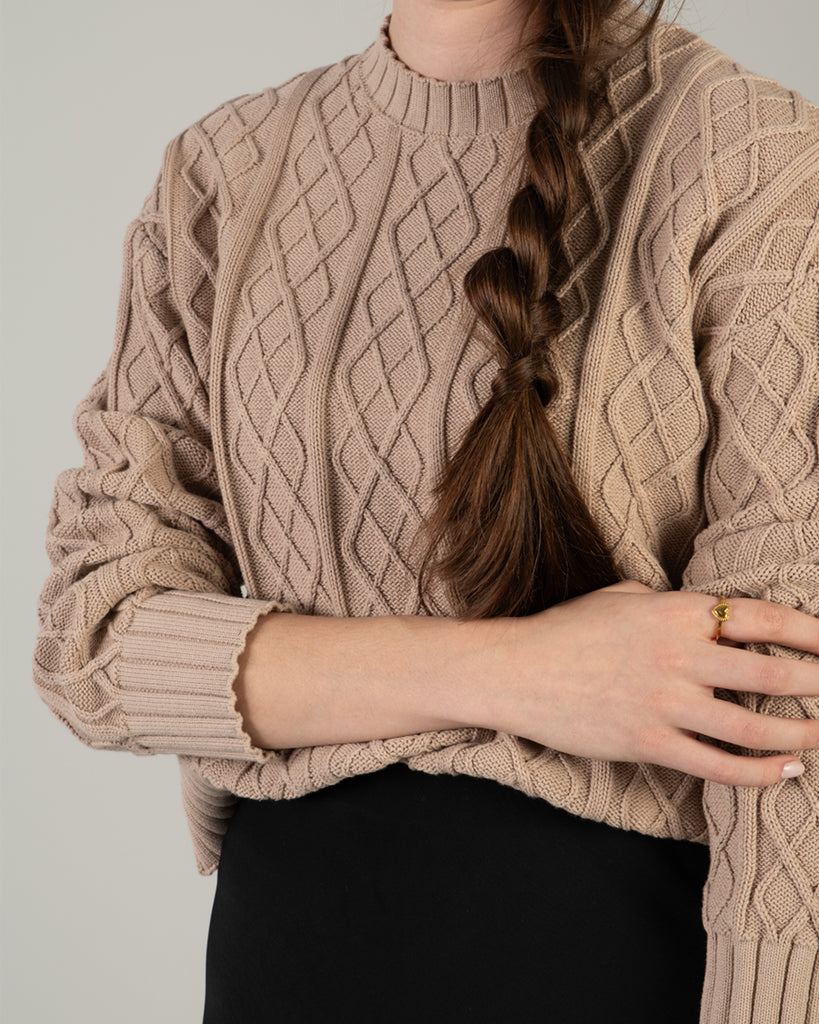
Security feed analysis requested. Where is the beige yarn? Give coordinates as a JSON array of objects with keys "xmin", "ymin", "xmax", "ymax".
[{"xmin": 34, "ymin": 16, "xmax": 819, "ymax": 1022}]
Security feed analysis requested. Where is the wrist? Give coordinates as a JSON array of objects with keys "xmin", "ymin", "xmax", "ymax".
[{"xmin": 409, "ymin": 613, "xmax": 516, "ymax": 733}]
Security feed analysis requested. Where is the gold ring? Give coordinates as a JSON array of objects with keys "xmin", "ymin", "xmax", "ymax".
[{"xmin": 711, "ymin": 596, "xmax": 730, "ymax": 641}]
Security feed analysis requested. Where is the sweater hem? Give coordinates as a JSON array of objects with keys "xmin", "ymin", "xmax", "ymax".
[{"xmin": 700, "ymin": 932, "xmax": 819, "ymax": 1023}]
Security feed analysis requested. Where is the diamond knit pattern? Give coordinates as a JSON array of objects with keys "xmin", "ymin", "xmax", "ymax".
[{"xmin": 33, "ymin": 16, "xmax": 819, "ymax": 1022}]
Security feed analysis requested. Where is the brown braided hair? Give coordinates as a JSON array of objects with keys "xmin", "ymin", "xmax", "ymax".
[{"xmin": 416, "ymin": 0, "xmax": 671, "ymax": 620}]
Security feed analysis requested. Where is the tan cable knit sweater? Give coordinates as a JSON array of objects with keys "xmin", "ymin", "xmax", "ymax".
[{"xmin": 33, "ymin": 14, "xmax": 819, "ymax": 1022}]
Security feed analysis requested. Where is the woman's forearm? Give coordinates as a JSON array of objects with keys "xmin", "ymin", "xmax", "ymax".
[
  {"xmin": 232, "ymin": 610, "xmax": 499, "ymax": 749},
  {"xmin": 233, "ymin": 585, "xmax": 819, "ymax": 787}
]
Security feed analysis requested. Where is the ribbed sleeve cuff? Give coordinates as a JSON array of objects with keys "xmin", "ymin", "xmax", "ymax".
[
  {"xmin": 118, "ymin": 589, "xmax": 293, "ymax": 759},
  {"xmin": 700, "ymin": 933, "xmax": 819, "ymax": 1023}
]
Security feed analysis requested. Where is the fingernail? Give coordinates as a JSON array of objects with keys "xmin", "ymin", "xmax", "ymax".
[{"xmin": 781, "ymin": 760, "xmax": 805, "ymax": 780}]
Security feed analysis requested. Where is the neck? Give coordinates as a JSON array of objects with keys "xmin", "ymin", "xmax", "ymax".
[{"xmin": 387, "ymin": 0, "xmax": 540, "ymax": 81}]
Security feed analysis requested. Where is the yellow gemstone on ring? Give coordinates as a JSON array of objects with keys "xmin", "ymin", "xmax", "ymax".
[{"xmin": 712, "ymin": 600, "xmax": 730, "ymax": 622}]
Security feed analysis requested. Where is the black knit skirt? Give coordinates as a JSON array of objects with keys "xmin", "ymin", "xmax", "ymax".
[{"xmin": 202, "ymin": 762, "xmax": 708, "ymax": 1023}]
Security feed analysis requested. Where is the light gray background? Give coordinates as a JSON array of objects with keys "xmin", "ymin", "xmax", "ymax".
[{"xmin": 2, "ymin": 1, "xmax": 817, "ymax": 1020}]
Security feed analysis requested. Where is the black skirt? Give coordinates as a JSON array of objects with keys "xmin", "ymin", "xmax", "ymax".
[{"xmin": 203, "ymin": 762, "xmax": 708, "ymax": 1023}]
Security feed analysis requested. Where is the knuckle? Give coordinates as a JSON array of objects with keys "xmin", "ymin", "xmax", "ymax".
[
  {"xmin": 736, "ymin": 716, "xmax": 768, "ymax": 749},
  {"xmin": 641, "ymin": 688, "xmax": 662, "ymax": 717},
  {"xmin": 756, "ymin": 659, "xmax": 789, "ymax": 695},
  {"xmin": 633, "ymin": 724, "xmax": 666, "ymax": 759},
  {"xmin": 642, "ymin": 685, "xmax": 685, "ymax": 727},
  {"xmin": 666, "ymin": 590, "xmax": 693, "ymax": 619},
  {"xmin": 707, "ymin": 758, "xmax": 740, "ymax": 786},
  {"xmin": 759, "ymin": 602, "xmax": 787, "ymax": 637},
  {"xmin": 677, "ymin": 592, "xmax": 709, "ymax": 631},
  {"xmin": 655, "ymin": 646, "xmax": 686, "ymax": 676}
]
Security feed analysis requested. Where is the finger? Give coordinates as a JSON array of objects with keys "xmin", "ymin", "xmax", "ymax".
[
  {"xmin": 651, "ymin": 733, "xmax": 805, "ymax": 787},
  {"xmin": 699, "ymin": 642, "xmax": 819, "ymax": 698},
  {"xmin": 696, "ymin": 593, "xmax": 819, "ymax": 655},
  {"xmin": 677, "ymin": 697, "xmax": 819, "ymax": 751}
]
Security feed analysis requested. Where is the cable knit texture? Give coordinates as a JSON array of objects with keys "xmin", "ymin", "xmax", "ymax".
[{"xmin": 33, "ymin": 14, "xmax": 819, "ymax": 1022}]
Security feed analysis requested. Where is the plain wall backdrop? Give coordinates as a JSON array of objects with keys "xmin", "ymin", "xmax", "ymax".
[{"xmin": 2, "ymin": 1, "xmax": 818, "ymax": 1020}]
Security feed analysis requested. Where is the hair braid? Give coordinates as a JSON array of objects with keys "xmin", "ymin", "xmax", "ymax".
[{"xmin": 416, "ymin": 0, "xmax": 669, "ymax": 620}]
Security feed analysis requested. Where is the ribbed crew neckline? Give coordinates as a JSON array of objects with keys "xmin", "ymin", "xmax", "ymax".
[{"xmin": 357, "ymin": 15, "xmax": 539, "ymax": 136}]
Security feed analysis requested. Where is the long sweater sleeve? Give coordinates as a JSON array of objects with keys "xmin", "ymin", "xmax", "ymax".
[
  {"xmin": 682, "ymin": 88, "xmax": 819, "ymax": 1022},
  {"xmin": 32, "ymin": 131, "xmax": 293, "ymax": 761}
]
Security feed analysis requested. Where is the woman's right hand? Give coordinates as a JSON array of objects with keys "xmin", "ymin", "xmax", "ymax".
[{"xmin": 464, "ymin": 580, "xmax": 819, "ymax": 787}]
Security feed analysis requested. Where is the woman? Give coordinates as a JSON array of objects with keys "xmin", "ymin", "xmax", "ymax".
[{"xmin": 32, "ymin": 0, "xmax": 819, "ymax": 1020}]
